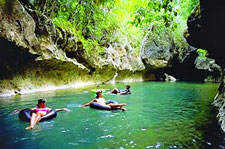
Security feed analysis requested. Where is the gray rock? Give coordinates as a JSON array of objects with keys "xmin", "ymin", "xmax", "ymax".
[{"xmin": 140, "ymin": 30, "xmax": 175, "ymax": 69}]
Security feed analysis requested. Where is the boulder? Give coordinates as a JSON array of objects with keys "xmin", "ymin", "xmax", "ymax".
[{"xmin": 164, "ymin": 73, "xmax": 176, "ymax": 82}]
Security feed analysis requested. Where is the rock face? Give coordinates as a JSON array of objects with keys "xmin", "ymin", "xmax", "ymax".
[
  {"xmin": 186, "ymin": 0, "xmax": 225, "ymax": 132},
  {"xmin": 0, "ymin": 0, "xmax": 38, "ymax": 52},
  {"xmin": 0, "ymin": 0, "xmax": 86, "ymax": 68},
  {"xmin": 185, "ymin": 1, "xmax": 225, "ymax": 67},
  {"xmin": 140, "ymin": 28, "xmax": 179, "ymax": 81},
  {"xmin": 141, "ymin": 30, "xmax": 175, "ymax": 69},
  {"xmin": 96, "ymin": 44, "xmax": 145, "ymax": 72},
  {"xmin": 169, "ymin": 50, "xmax": 221, "ymax": 82},
  {"xmin": 0, "ymin": 0, "xmax": 222, "ymax": 97},
  {"xmin": 140, "ymin": 27, "xmax": 221, "ymax": 82},
  {"xmin": 195, "ymin": 56, "xmax": 221, "ymax": 82},
  {"xmin": 0, "ymin": 0, "xmax": 145, "ymax": 96}
]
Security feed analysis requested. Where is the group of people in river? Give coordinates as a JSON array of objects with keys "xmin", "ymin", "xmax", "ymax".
[
  {"xmin": 110, "ymin": 85, "xmax": 131, "ymax": 95},
  {"xmin": 13, "ymin": 85, "xmax": 131, "ymax": 130},
  {"xmin": 81, "ymin": 91, "xmax": 127, "ymax": 111},
  {"xmin": 93, "ymin": 85, "xmax": 131, "ymax": 95}
]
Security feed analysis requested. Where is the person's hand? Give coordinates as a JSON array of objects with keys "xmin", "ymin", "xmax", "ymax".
[{"xmin": 12, "ymin": 109, "xmax": 20, "ymax": 114}]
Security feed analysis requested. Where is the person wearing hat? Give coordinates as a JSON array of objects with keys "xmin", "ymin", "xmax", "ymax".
[{"xmin": 81, "ymin": 92, "xmax": 127, "ymax": 111}]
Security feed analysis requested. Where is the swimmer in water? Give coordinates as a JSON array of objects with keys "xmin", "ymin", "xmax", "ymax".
[{"xmin": 13, "ymin": 99, "xmax": 70, "ymax": 130}]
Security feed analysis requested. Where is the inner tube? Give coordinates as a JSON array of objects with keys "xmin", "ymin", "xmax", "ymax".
[
  {"xmin": 18, "ymin": 108, "xmax": 57, "ymax": 122},
  {"xmin": 105, "ymin": 100, "xmax": 118, "ymax": 104},
  {"xmin": 119, "ymin": 91, "xmax": 131, "ymax": 95},
  {"xmin": 90, "ymin": 100, "xmax": 118, "ymax": 110}
]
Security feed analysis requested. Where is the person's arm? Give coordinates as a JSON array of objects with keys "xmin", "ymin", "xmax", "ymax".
[
  {"xmin": 11, "ymin": 107, "xmax": 36, "ymax": 114},
  {"xmin": 110, "ymin": 88, "xmax": 119, "ymax": 94},
  {"xmin": 54, "ymin": 108, "xmax": 70, "ymax": 112},
  {"xmin": 119, "ymin": 89, "xmax": 130, "ymax": 95},
  {"xmin": 11, "ymin": 109, "xmax": 20, "ymax": 114},
  {"xmin": 81, "ymin": 99, "xmax": 96, "ymax": 107}
]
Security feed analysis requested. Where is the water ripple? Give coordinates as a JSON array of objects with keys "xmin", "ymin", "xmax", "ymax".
[
  {"xmin": 97, "ymin": 135, "xmax": 114, "ymax": 140},
  {"xmin": 0, "ymin": 82, "xmax": 223, "ymax": 148}
]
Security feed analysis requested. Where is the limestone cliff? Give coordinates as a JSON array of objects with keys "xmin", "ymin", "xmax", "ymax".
[
  {"xmin": 0, "ymin": 0, "xmax": 144, "ymax": 96},
  {"xmin": 0, "ymin": 0, "xmax": 221, "ymax": 97},
  {"xmin": 141, "ymin": 26, "xmax": 221, "ymax": 82},
  {"xmin": 186, "ymin": 0, "xmax": 225, "ymax": 132}
]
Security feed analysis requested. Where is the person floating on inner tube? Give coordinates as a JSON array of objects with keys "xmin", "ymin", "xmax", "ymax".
[
  {"xmin": 12, "ymin": 99, "xmax": 70, "ymax": 130},
  {"xmin": 91, "ymin": 85, "xmax": 109, "ymax": 93},
  {"xmin": 110, "ymin": 85, "xmax": 131, "ymax": 95},
  {"xmin": 81, "ymin": 92, "xmax": 127, "ymax": 111}
]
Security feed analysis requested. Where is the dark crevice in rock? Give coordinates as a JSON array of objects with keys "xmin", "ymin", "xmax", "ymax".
[
  {"xmin": 167, "ymin": 51, "xmax": 221, "ymax": 82},
  {"xmin": 168, "ymin": 51, "xmax": 201, "ymax": 81},
  {"xmin": 3, "ymin": 0, "xmax": 16, "ymax": 17},
  {"xmin": 0, "ymin": 37, "xmax": 38, "ymax": 79},
  {"xmin": 66, "ymin": 50, "xmax": 96, "ymax": 74},
  {"xmin": 143, "ymin": 69, "xmax": 165, "ymax": 81}
]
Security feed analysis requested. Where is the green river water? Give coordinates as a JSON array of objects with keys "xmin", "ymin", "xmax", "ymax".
[{"xmin": 0, "ymin": 82, "xmax": 224, "ymax": 149}]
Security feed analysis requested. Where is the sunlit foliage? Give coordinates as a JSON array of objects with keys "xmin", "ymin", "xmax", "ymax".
[
  {"xmin": 197, "ymin": 49, "xmax": 207, "ymax": 59},
  {"xmin": 34, "ymin": 0, "xmax": 199, "ymax": 54},
  {"xmin": 132, "ymin": 0, "xmax": 198, "ymax": 32}
]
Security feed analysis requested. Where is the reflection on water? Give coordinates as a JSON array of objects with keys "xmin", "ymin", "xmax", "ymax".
[{"xmin": 0, "ymin": 82, "xmax": 224, "ymax": 149}]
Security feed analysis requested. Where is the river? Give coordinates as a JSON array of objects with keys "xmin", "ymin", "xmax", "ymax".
[{"xmin": 0, "ymin": 82, "xmax": 224, "ymax": 149}]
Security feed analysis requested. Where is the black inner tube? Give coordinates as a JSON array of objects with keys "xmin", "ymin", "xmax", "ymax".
[
  {"xmin": 18, "ymin": 108, "xmax": 57, "ymax": 122},
  {"xmin": 90, "ymin": 100, "xmax": 119, "ymax": 110}
]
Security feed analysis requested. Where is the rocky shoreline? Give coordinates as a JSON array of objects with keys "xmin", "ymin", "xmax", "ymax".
[
  {"xmin": 0, "ymin": 77, "xmax": 144, "ymax": 98},
  {"xmin": 0, "ymin": 82, "xmax": 95, "ymax": 98}
]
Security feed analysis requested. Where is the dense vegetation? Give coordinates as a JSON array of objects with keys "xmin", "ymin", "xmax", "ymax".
[
  {"xmin": 27, "ymin": 0, "xmax": 198, "ymax": 56},
  {"xmin": 0, "ymin": 0, "xmax": 200, "ymax": 93}
]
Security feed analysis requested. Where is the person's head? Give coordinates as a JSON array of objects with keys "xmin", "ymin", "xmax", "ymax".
[
  {"xmin": 97, "ymin": 85, "xmax": 100, "ymax": 89},
  {"xmin": 96, "ymin": 92, "xmax": 103, "ymax": 98},
  {"xmin": 126, "ymin": 85, "xmax": 130, "ymax": 90},
  {"xmin": 37, "ymin": 99, "xmax": 46, "ymax": 108}
]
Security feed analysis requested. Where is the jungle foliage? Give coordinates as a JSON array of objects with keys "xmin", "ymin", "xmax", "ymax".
[
  {"xmin": 27, "ymin": 0, "xmax": 198, "ymax": 55},
  {"xmin": 197, "ymin": 49, "xmax": 207, "ymax": 59}
]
